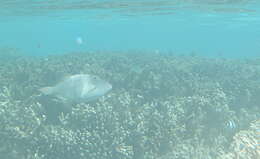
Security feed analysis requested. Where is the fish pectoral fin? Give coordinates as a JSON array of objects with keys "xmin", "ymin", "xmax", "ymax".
[
  {"xmin": 81, "ymin": 85, "xmax": 97, "ymax": 98},
  {"xmin": 87, "ymin": 86, "xmax": 97, "ymax": 94}
]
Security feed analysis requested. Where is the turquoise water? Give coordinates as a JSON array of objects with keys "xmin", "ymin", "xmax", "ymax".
[
  {"xmin": 1, "ymin": 1, "xmax": 260, "ymax": 159},
  {"xmin": 1, "ymin": 0, "xmax": 260, "ymax": 58}
]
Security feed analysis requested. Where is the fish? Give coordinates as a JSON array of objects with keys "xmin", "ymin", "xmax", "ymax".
[
  {"xmin": 39, "ymin": 74, "xmax": 112, "ymax": 103},
  {"xmin": 225, "ymin": 119, "xmax": 237, "ymax": 130}
]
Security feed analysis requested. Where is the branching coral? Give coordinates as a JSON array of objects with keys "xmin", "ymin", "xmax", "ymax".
[
  {"xmin": 0, "ymin": 87, "xmax": 45, "ymax": 159},
  {"xmin": 0, "ymin": 51, "xmax": 259, "ymax": 159},
  {"xmin": 220, "ymin": 119, "xmax": 260, "ymax": 159}
]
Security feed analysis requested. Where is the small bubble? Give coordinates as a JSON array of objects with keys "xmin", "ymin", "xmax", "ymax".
[{"xmin": 76, "ymin": 37, "xmax": 83, "ymax": 45}]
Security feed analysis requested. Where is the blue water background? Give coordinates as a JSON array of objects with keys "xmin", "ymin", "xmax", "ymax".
[{"xmin": 0, "ymin": 1, "xmax": 260, "ymax": 58}]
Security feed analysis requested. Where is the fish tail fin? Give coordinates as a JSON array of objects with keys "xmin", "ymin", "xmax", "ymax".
[{"xmin": 39, "ymin": 87, "xmax": 53, "ymax": 95}]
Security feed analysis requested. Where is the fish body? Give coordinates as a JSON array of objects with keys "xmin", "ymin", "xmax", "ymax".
[{"xmin": 40, "ymin": 74, "xmax": 112, "ymax": 103}]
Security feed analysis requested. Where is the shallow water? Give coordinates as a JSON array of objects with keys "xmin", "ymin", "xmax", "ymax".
[
  {"xmin": 1, "ymin": 0, "xmax": 260, "ymax": 58},
  {"xmin": 0, "ymin": 1, "xmax": 260, "ymax": 159}
]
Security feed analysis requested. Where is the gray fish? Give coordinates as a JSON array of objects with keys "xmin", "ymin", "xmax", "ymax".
[{"xmin": 39, "ymin": 74, "xmax": 112, "ymax": 103}]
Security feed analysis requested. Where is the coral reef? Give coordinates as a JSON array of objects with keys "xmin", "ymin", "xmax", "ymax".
[
  {"xmin": 220, "ymin": 119, "xmax": 260, "ymax": 159},
  {"xmin": 0, "ymin": 50, "xmax": 259, "ymax": 159}
]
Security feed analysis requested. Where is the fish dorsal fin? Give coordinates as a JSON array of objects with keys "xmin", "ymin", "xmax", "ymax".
[
  {"xmin": 60, "ymin": 74, "xmax": 71, "ymax": 82},
  {"xmin": 39, "ymin": 87, "xmax": 53, "ymax": 95}
]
